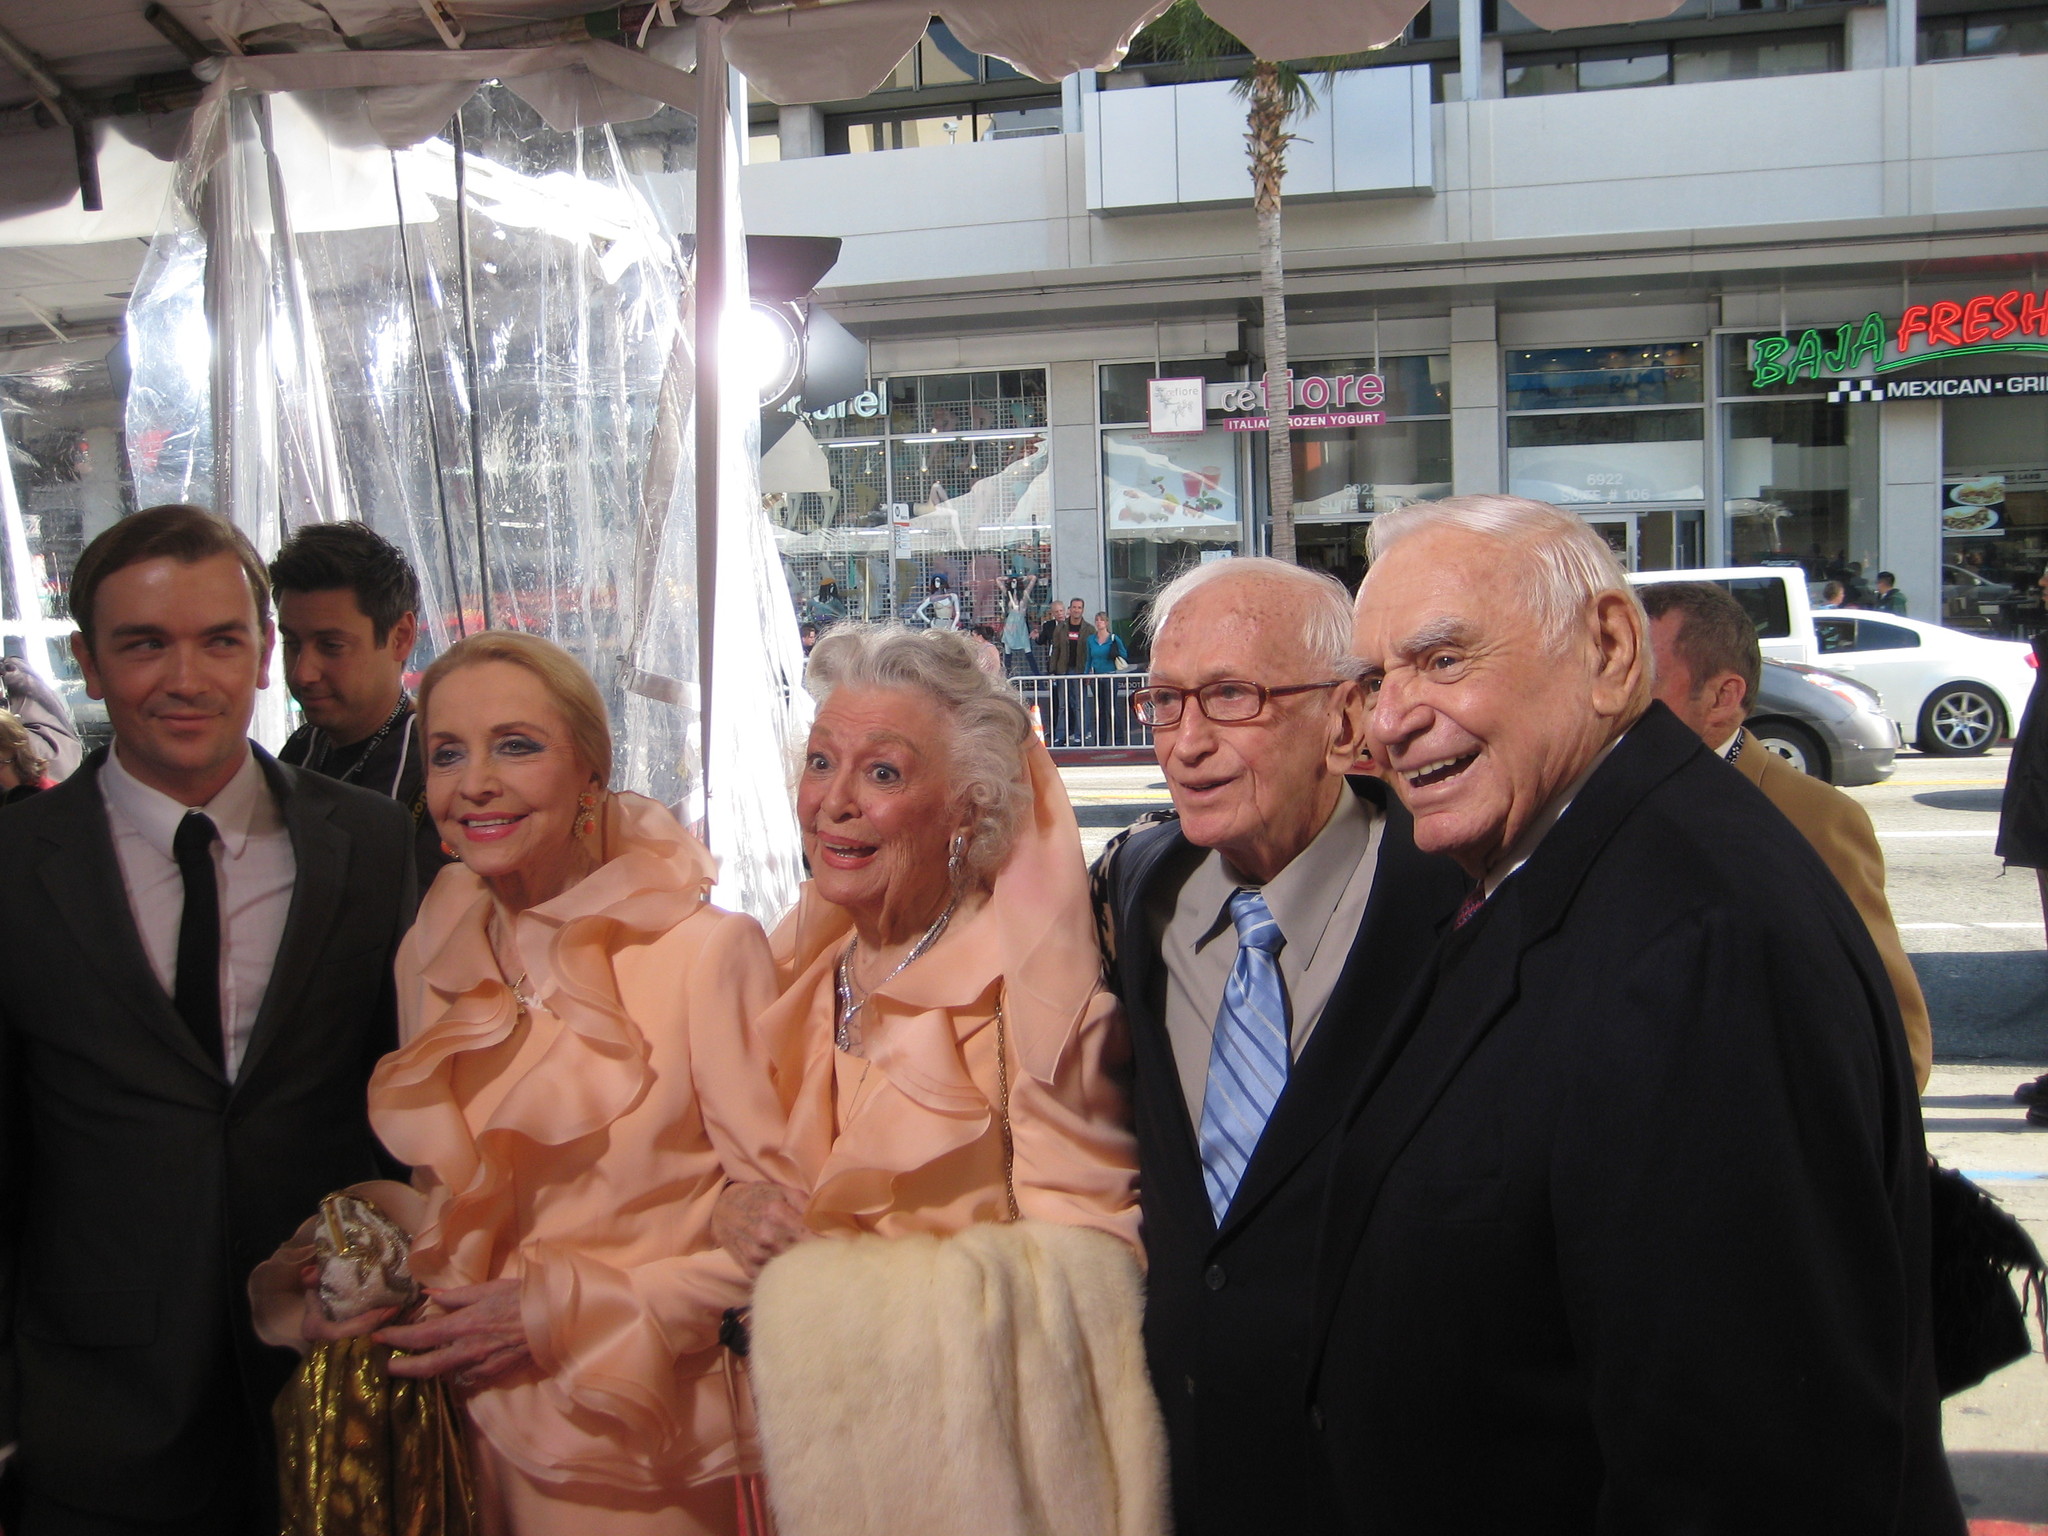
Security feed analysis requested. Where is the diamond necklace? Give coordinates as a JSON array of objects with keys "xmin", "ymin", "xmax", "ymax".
[{"xmin": 834, "ymin": 896, "xmax": 958, "ymax": 1054}]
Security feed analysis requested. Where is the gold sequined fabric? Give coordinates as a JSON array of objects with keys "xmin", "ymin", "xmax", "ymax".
[{"xmin": 275, "ymin": 1336, "xmax": 477, "ymax": 1536}]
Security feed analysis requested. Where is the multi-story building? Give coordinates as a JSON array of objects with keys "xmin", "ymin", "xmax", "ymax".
[{"xmin": 742, "ymin": 0, "xmax": 2048, "ymax": 642}]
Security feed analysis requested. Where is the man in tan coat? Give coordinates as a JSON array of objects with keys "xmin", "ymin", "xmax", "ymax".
[{"xmin": 1642, "ymin": 581, "xmax": 1931, "ymax": 1089}]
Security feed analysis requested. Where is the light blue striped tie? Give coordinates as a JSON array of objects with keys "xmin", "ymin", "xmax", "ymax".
[{"xmin": 1198, "ymin": 889, "xmax": 1289, "ymax": 1225}]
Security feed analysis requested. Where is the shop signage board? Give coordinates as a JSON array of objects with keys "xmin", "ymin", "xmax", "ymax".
[
  {"xmin": 1204, "ymin": 371, "xmax": 1388, "ymax": 431},
  {"xmin": 1748, "ymin": 286, "xmax": 2048, "ymax": 388},
  {"xmin": 1939, "ymin": 469, "xmax": 2048, "ymax": 539},
  {"xmin": 1147, "ymin": 377, "xmax": 1207, "ymax": 435},
  {"xmin": 1827, "ymin": 373, "xmax": 2048, "ymax": 402}
]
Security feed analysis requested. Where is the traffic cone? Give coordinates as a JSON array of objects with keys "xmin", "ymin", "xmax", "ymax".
[{"xmin": 1028, "ymin": 701, "xmax": 1046, "ymax": 745}]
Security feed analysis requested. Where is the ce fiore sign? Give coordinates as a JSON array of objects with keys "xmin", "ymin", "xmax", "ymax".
[{"xmin": 1750, "ymin": 288, "xmax": 2048, "ymax": 387}]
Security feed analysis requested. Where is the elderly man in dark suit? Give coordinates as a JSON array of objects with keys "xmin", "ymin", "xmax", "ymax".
[
  {"xmin": 0, "ymin": 506, "xmax": 415, "ymax": 1534},
  {"xmin": 1312, "ymin": 495, "xmax": 1961, "ymax": 1533},
  {"xmin": 1094, "ymin": 556, "xmax": 1464, "ymax": 1536}
]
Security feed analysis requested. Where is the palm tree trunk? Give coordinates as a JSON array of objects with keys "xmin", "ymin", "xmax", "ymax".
[{"xmin": 1247, "ymin": 62, "xmax": 1294, "ymax": 564}]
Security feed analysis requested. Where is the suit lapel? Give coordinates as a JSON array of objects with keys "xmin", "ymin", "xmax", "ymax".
[
  {"xmin": 232, "ymin": 752, "xmax": 346, "ymax": 1094},
  {"xmin": 1216, "ymin": 786, "xmax": 1464, "ymax": 1242},
  {"xmin": 1114, "ymin": 820, "xmax": 1210, "ymax": 1209},
  {"xmin": 1306, "ymin": 706, "xmax": 1709, "ymax": 1361},
  {"xmin": 33, "ymin": 756, "xmax": 226, "ymax": 1084}
]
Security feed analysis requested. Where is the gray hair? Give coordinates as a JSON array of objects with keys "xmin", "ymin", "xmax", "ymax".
[
  {"xmin": 1147, "ymin": 556, "xmax": 1363, "ymax": 680},
  {"xmin": 1364, "ymin": 494, "xmax": 1642, "ymax": 651},
  {"xmin": 804, "ymin": 624, "xmax": 1034, "ymax": 889}
]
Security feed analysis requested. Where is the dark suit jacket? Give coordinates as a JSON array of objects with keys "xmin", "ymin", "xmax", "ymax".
[
  {"xmin": 1309, "ymin": 705, "xmax": 1963, "ymax": 1535},
  {"xmin": 1101, "ymin": 777, "xmax": 1467, "ymax": 1536},
  {"xmin": 0, "ymin": 746, "xmax": 415, "ymax": 1521}
]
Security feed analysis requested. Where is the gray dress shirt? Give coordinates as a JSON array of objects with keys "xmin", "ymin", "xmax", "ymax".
[{"xmin": 1151, "ymin": 787, "xmax": 1384, "ymax": 1122}]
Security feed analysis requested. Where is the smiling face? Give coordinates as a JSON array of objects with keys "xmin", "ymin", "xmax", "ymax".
[
  {"xmin": 1147, "ymin": 576, "xmax": 1362, "ymax": 884},
  {"xmin": 73, "ymin": 552, "xmax": 270, "ymax": 806},
  {"xmin": 1355, "ymin": 527, "xmax": 1644, "ymax": 877},
  {"xmin": 278, "ymin": 587, "xmax": 416, "ymax": 747},
  {"xmin": 797, "ymin": 685, "xmax": 966, "ymax": 943},
  {"xmin": 423, "ymin": 660, "xmax": 596, "ymax": 908}
]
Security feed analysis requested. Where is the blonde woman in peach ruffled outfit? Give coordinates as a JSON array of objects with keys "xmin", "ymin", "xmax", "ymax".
[{"xmin": 298, "ymin": 632, "xmax": 780, "ymax": 1535}]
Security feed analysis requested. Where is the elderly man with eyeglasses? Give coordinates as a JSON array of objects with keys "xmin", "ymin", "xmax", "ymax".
[{"xmin": 1092, "ymin": 556, "xmax": 1465, "ymax": 1536}]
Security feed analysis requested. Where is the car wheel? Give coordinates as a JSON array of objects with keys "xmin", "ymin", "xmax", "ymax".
[
  {"xmin": 1749, "ymin": 720, "xmax": 1829, "ymax": 780},
  {"xmin": 1917, "ymin": 684, "xmax": 2002, "ymax": 756}
]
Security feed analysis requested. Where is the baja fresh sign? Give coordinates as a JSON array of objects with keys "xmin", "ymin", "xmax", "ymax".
[
  {"xmin": 1207, "ymin": 372, "xmax": 1386, "ymax": 431},
  {"xmin": 1750, "ymin": 288, "xmax": 2048, "ymax": 387}
]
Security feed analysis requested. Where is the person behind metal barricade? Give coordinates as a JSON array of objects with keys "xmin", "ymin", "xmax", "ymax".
[{"xmin": 271, "ymin": 521, "xmax": 450, "ymax": 897}]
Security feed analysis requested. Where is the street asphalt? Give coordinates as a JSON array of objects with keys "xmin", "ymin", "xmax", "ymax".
[{"xmin": 1057, "ymin": 745, "xmax": 2048, "ymax": 1525}]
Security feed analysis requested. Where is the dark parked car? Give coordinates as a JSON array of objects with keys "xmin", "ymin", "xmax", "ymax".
[{"xmin": 1747, "ymin": 658, "xmax": 1898, "ymax": 787}]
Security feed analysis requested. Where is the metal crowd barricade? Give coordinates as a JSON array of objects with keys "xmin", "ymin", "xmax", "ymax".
[{"xmin": 1008, "ymin": 672, "xmax": 1155, "ymax": 759}]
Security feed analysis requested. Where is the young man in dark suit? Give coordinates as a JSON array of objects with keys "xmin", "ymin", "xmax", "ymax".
[
  {"xmin": 1094, "ymin": 558, "xmax": 1464, "ymax": 1536},
  {"xmin": 0, "ymin": 505, "xmax": 415, "ymax": 1534},
  {"xmin": 1314, "ymin": 496, "xmax": 1961, "ymax": 1533}
]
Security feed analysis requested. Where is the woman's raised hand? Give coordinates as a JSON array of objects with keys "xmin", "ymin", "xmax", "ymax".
[
  {"xmin": 713, "ymin": 1180, "xmax": 814, "ymax": 1279},
  {"xmin": 377, "ymin": 1278, "xmax": 533, "ymax": 1391}
]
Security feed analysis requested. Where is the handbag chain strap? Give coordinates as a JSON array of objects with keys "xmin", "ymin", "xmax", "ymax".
[{"xmin": 994, "ymin": 990, "xmax": 1020, "ymax": 1224}]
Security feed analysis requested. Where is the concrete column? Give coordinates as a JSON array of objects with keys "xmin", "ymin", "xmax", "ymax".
[
  {"xmin": 1046, "ymin": 360, "xmax": 1103, "ymax": 610},
  {"xmin": 1459, "ymin": 0, "xmax": 1484, "ymax": 101},
  {"xmin": 1878, "ymin": 397, "xmax": 1942, "ymax": 624},
  {"xmin": 1887, "ymin": 0, "xmax": 1918, "ymax": 67},
  {"xmin": 1847, "ymin": 6, "xmax": 1890, "ymax": 69},
  {"xmin": 778, "ymin": 104, "xmax": 825, "ymax": 160},
  {"xmin": 1479, "ymin": 38, "xmax": 1506, "ymax": 98},
  {"xmin": 1450, "ymin": 304, "xmax": 1502, "ymax": 495},
  {"xmin": 1061, "ymin": 73, "xmax": 1085, "ymax": 135}
]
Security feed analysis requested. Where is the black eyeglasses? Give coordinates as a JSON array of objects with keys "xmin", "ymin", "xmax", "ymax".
[{"xmin": 1130, "ymin": 679, "xmax": 1344, "ymax": 728}]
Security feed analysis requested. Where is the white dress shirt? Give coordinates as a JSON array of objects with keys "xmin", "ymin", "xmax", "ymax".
[
  {"xmin": 1153, "ymin": 787, "xmax": 1384, "ymax": 1122},
  {"xmin": 99, "ymin": 744, "xmax": 297, "ymax": 1079}
]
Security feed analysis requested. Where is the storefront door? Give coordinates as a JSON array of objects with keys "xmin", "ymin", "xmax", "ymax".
[{"xmin": 1585, "ymin": 515, "xmax": 1637, "ymax": 570}]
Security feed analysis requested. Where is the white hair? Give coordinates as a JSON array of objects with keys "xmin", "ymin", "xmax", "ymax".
[
  {"xmin": 1364, "ymin": 494, "xmax": 1643, "ymax": 651},
  {"xmin": 1146, "ymin": 556, "xmax": 1363, "ymax": 680},
  {"xmin": 803, "ymin": 624, "xmax": 1033, "ymax": 889}
]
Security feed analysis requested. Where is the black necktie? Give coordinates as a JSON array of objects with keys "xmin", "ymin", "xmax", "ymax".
[{"xmin": 172, "ymin": 811, "xmax": 224, "ymax": 1069}]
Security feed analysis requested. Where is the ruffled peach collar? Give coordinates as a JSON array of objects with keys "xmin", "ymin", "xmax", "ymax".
[{"xmin": 368, "ymin": 792, "xmax": 715, "ymax": 1275}]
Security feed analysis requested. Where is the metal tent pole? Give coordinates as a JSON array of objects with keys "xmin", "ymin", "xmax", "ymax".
[{"xmin": 694, "ymin": 14, "xmax": 727, "ymax": 835}]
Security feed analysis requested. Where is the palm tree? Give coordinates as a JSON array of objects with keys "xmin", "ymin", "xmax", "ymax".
[{"xmin": 1132, "ymin": 4, "xmax": 1372, "ymax": 564}]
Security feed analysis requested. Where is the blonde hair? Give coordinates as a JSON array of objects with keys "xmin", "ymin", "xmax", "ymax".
[
  {"xmin": 0, "ymin": 710, "xmax": 45, "ymax": 786},
  {"xmin": 417, "ymin": 631, "xmax": 612, "ymax": 787},
  {"xmin": 804, "ymin": 624, "xmax": 1033, "ymax": 889}
]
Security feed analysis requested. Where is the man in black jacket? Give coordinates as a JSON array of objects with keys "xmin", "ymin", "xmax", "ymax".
[
  {"xmin": 0, "ymin": 506, "xmax": 414, "ymax": 1534},
  {"xmin": 1095, "ymin": 557, "xmax": 1464, "ymax": 1536},
  {"xmin": 272, "ymin": 520, "xmax": 449, "ymax": 895},
  {"xmin": 1313, "ymin": 495, "xmax": 1961, "ymax": 1533}
]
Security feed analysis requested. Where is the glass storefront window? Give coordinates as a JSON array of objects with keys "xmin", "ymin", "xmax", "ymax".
[
  {"xmin": 1098, "ymin": 358, "xmax": 1238, "ymax": 426},
  {"xmin": 1507, "ymin": 344, "xmax": 1704, "ymax": 410},
  {"xmin": 767, "ymin": 371, "xmax": 1050, "ymax": 635},
  {"xmin": 1938, "ymin": 395, "xmax": 2048, "ymax": 634},
  {"xmin": 1103, "ymin": 424, "xmax": 1244, "ymax": 632},
  {"xmin": 1721, "ymin": 398, "xmax": 1879, "ymax": 581},
  {"xmin": 1507, "ymin": 409, "xmax": 1705, "ymax": 504}
]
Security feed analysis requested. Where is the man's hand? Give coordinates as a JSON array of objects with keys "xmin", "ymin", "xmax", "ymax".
[
  {"xmin": 376, "ymin": 1279, "xmax": 532, "ymax": 1391},
  {"xmin": 713, "ymin": 1180, "xmax": 814, "ymax": 1279}
]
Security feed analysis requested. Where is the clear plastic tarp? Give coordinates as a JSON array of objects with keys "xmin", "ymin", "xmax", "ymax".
[{"xmin": 124, "ymin": 67, "xmax": 807, "ymax": 921}]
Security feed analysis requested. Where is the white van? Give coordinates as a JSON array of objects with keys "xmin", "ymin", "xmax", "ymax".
[{"xmin": 1628, "ymin": 566, "xmax": 2038, "ymax": 757}]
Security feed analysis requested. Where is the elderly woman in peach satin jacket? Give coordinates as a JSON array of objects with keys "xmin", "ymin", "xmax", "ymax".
[{"xmin": 713, "ymin": 625, "xmax": 1159, "ymax": 1536}]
